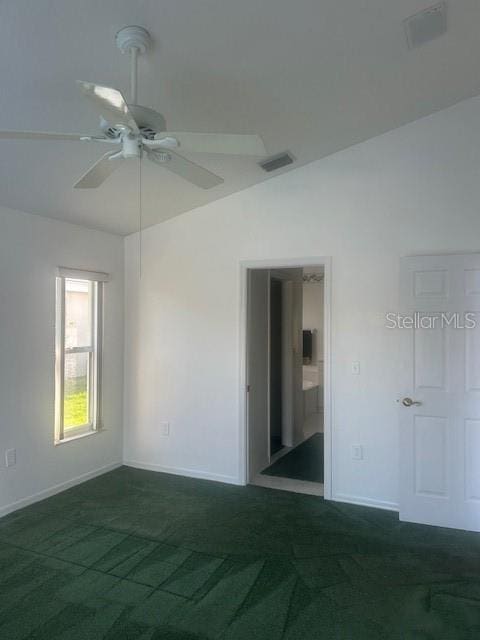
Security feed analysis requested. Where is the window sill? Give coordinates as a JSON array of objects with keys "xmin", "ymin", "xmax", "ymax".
[{"xmin": 54, "ymin": 428, "xmax": 104, "ymax": 446}]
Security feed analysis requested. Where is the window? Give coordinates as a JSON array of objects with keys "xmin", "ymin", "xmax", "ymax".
[{"xmin": 55, "ymin": 268, "xmax": 107, "ymax": 442}]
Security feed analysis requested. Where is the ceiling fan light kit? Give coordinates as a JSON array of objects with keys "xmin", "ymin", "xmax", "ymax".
[{"xmin": 0, "ymin": 25, "xmax": 266, "ymax": 190}]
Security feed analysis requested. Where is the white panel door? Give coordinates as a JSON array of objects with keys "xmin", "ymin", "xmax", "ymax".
[
  {"xmin": 399, "ymin": 254, "xmax": 480, "ymax": 531},
  {"xmin": 247, "ymin": 269, "xmax": 270, "ymax": 479}
]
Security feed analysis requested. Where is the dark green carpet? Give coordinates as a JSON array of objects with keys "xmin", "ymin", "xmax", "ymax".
[
  {"xmin": 262, "ymin": 433, "xmax": 324, "ymax": 483},
  {"xmin": 1, "ymin": 467, "xmax": 480, "ymax": 638}
]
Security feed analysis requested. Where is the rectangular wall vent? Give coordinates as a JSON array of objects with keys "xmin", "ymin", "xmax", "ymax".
[
  {"xmin": 404, "ymin": 3, "xmax": 447, "ymax": 49},
  {"xmin": 259, "ymin": 151, "xmax": 295, "ymax": 173}
]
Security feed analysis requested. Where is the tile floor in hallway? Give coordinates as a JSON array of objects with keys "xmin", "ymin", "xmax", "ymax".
[{"xmin": 0, "ymin": 466, "xmax": 480, "ymax": 639}]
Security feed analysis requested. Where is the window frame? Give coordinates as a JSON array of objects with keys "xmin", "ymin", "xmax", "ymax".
[{"xmin": 55, "ymin": 269, "xmax": 106, "ymax": 443}]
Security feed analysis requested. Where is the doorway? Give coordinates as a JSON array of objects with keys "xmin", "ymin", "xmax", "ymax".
[{"xmin": 241, "ymin": 259, "xmax": 331, "ymax": 497}]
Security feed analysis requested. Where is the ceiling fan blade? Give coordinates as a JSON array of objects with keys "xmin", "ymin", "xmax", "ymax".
[
  {"xmin": 77, "ymin": 81, "xmax": 139, "ymax": 134},
  {"xmin": 74, "ymin": 152, "xmax": 124, "ymax": 189},
  {"xmin": 0, "ymin": 130, "xmax": 95, "ymax": 141},
  {"xmin": 155, "ymin": 132, "xmax": 266, "ymax": 156},
  {"xmin": 147, "ymin": 149, "xmax": 223, "ymax": 189}
]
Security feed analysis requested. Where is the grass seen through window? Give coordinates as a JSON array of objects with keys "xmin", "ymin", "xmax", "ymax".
[{"xmin": 64, "ymin": 376, "xmax": 88, "ymax": 428}]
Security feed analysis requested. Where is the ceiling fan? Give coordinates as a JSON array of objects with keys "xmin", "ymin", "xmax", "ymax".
[{"xmin": 0, "ymin": 26, "xmax": 267, "ymax": 190}]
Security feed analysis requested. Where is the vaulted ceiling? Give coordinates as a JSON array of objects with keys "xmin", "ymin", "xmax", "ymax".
[{"xmin": 1, "ymin": 1, "xmax": 480, "ymax": 234}]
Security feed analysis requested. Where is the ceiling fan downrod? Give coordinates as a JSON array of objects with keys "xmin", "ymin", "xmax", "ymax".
[{"xmin": 115, "ymin": 26, "xmax": 152, "ymax": 104}]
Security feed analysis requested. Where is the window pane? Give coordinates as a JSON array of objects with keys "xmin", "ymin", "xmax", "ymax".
[
  {"xmin": 64, "ymin": 352, "xmax": 90, "ymax": 429},
  {"xmin": 65, "ymin": 279, "xmax": 92, "ymax": 349}
]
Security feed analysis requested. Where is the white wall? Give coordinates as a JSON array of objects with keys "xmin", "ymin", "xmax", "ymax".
[
  {"xmin": 124, "ymin": 95, "xmax": 480, "ymax": 509},
  {"xmin": 0, "ymin": 207, "xmax": 124, "ymax": 516}
]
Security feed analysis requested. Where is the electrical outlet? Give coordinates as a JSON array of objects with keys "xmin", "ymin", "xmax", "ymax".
[
  {"xmin": 352, "ymin": 445, "xmax": 363, "ymax": 460},
  {"xmin": 5, "ymin": 449, "xmax": 16, "ymax": 468},
  {"xmin": 352, "ymin": 361, "xmax": 360, "ymax": 375},
  {"xmin": 159, "ymin": 422, "xmax": 170, "ymax": 436}
]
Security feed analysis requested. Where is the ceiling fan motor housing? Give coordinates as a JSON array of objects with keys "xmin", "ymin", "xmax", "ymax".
[{"xmin": 100, "ymin": 105, "xmax": 166, "ymax": 140}]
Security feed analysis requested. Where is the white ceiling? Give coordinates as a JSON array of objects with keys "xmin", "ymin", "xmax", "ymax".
[{"xmin": 1, "ymin": 1, "xmax": 480, "ymax": 235}]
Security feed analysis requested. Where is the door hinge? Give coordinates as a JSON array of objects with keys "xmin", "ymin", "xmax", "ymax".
[{"xmin": 246, "ymin": 385, "xmax": 250, "ymax": 393}]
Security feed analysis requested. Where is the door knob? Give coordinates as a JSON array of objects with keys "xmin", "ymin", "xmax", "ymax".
[{"xmin": 401, "ymin": 397, "xmax": 422, "ymax": 407}]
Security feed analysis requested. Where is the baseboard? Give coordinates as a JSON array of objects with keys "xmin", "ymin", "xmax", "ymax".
[
  {"xmin": 0, "ymin": 461, "xmax": 122, "ymax": 519},
  {"xmin": 332, "ymin": 492, "xmax": 399, "ymax": 512},
  {"xmin": 0, "ymin": 462, "xmax": 398, "ymax": 519},
  {"xmin": 124, "ymin": 459, "xmax": 241, "ymax": 486}
]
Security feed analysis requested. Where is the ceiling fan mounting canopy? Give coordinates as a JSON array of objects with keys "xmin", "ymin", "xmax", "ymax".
[{"xmin": 115, "ymin": 26, "xmax": 152, "ymax": 55}]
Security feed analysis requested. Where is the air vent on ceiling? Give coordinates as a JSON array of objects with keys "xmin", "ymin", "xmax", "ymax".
[
  {"xmin": 404, "ymin": 2, "xmax": 447, "ymax": 49},
  {"xmin": 259, "ymin": 151, "xmax": 295, "ymax": 173}
]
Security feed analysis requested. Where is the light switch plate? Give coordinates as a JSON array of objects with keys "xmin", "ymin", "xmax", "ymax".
[
  {"xmin": 5, "ymin": 448, "xmax": 16, "ymax": 467},
  {"xmin": 352, "ymin": 361, "xmax": 360, "ymax": 375},
  {"xmin": 352, "ymin": 445, "xmax": 363, "ymax": 460},
  {"xmin": 159, "ymin": 422, "xmax": 170, "ymax": 436}
]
